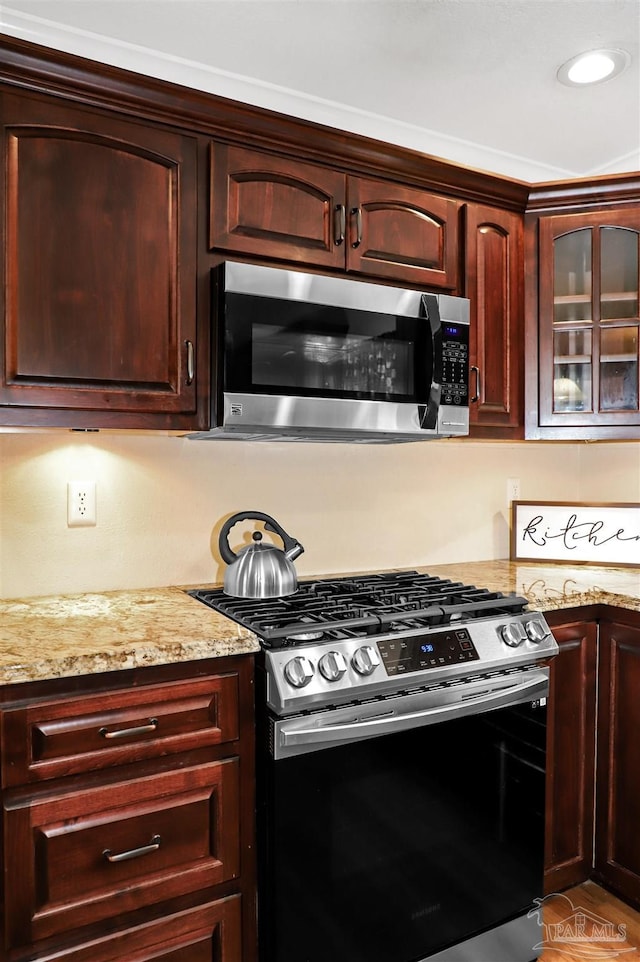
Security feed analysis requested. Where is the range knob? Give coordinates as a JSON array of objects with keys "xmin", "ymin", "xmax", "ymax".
[
  {"xmin": 501, "ymin": 622, "xmax": 527, "ymax": 648},
  {"xmin": 318, "ymin": 650, "xmax": 347, "ymax": 682},
  {"xmin": 284, "ymin": 656, "xmax": 315, "ymax": 688},
  {"xmin": 525, "ymin": 618, "xmax": 549, "ymax": 643},
  {"xmin": 352, "ymin": 645, "xmax": 380, "ymax": 676}
]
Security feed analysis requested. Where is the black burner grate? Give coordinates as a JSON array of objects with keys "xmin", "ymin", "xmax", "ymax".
[{"xmin": 189, "ymin": 571, "xmax": 528, "ymax": 647}]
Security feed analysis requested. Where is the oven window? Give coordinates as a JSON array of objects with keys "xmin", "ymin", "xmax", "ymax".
[
  {"xmin": 258, "ymin": 702, "xmax": 546, "ymax": 962},
  {"xmin": 224, "ymin": 293, "xmax": 433, "ymax": 402}
]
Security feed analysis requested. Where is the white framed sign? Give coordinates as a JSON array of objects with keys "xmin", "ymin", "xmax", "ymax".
[{"xmin": 510, "ymin": 501, "xmax": 640, "ymax": 567}]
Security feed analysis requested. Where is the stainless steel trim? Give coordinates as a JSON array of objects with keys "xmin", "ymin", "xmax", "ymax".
[
  {"xmin": 265, "ymin": 612, "xmax": 557, "ymax": 715},
  {"xmin": 223, "ymin": 261, "xmax": 470, "ymax": 321},
  {"xmin": 190, "ymin": 392, "xmax": 469, "ymax": 442},
  {"xmin": 420, "ymin": 910, "xmax": 540, "ymax": 962},
  {"xmin": 272, "ymin": 668, "xmax": 549, "ymax": 759}
]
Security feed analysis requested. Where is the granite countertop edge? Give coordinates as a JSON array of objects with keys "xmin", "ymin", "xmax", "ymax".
[{"xmin": 1, "ymin": 561, "xmax": 639, "ymax": 686}]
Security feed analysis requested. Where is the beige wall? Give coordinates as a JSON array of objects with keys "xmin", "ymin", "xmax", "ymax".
[{"xmin": 1, "ymin": 432, "xmax": 638, "ymax": 600}]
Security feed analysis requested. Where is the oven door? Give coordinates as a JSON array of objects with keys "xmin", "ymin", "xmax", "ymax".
[{"xmin": 257, "ymin": 674, "xmax": 547, "ymax": 962}]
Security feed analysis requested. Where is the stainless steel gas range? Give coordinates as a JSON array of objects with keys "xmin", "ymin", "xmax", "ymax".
[{"xmin": 191, "ymin": 570, "xmax": 558, "ymax": 962}]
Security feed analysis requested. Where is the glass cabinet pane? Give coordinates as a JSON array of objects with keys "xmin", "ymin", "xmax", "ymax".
[
  {"xmin": 553, "ymin": 329, "xmax": 592, "ymax": 411},
  {"xmin": 600, "ymin": 326, "xmax": 639, "ymax": 411},
  {"xmin": 601, "ymin": 228, "xmax": 639, "ymax": 320},
  {"xmin": 554, "ymin": 230, "xmax": 592, "ymax": 322}
]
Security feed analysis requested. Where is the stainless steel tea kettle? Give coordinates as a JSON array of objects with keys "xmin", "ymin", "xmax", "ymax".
[{"xmin": 219, "ymin": 511, "xmax": 304, "ymax": 598}]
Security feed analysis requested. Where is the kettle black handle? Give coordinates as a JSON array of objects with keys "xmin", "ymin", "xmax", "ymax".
[{"xmin": 219, "ymin": 511, "xmax": 300, "ymax": 564}]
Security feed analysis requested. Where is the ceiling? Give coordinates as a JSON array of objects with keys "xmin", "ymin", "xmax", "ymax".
[{"xmin": 1, "ymin": 0, "xmax": 639, "ymax": 182}]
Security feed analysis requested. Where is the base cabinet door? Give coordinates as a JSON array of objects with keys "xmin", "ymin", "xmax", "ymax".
[
  {"xmin": 544, "ymin": 620, "xmax": 597, "ymax": 894},
  {"xmin": 29, "ymin": 896, "xmax": 242, "ymax": 962},
  {"xmin": 595, "ymin": 620, "xmax": 640, "ymax": 905}
]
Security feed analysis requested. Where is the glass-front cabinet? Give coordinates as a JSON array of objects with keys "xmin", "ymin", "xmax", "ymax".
[{"xmin": 538, "ymin": 208, "xmax": 640, "ymax": 431}]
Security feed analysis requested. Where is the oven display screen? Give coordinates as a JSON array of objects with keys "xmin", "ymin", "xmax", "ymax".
[{"xmin": 378, "ymin": 628, "xmax": 479, "ymax": 675}]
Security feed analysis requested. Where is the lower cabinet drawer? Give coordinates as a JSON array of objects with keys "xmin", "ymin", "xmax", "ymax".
[
  {"xmin": 26, "ymin": 895, "xmax": 242, "ymax": 962},
  {"xmin": 4, "ymin": 759, "xmax": 240, "ymax": 949},
  {"xmin": 1, "ymin": 673, "xmax": 239, "ymax": 786}
]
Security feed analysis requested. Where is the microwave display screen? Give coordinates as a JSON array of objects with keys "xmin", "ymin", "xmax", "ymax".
[{"xmin": 225, "ymin": 293, "xmax": 431, "ymax": 402}]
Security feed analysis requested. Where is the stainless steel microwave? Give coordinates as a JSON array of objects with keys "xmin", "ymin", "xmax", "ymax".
[{"xmin": 189, "ymin": 262, "xmax": 470, "ymax": 443}]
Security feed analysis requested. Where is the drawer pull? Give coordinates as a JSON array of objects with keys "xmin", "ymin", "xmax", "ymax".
[
  {"xmin": 99, "ymin": 718, "xmax": 159, "ymax": 740},
  {"xmin": 103, "ymin": 834, "xmax": 161, "ymax": 864}
]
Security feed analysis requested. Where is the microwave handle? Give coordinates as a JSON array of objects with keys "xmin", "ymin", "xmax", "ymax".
[{"xmin": 470, "ymin": 365, "xmax": 481, "ymax": 403}]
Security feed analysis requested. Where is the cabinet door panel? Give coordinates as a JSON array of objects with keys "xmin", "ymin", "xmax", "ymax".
[
  {"xmin": 2, "ymin": 673, "xmax": 239, "ymax": 785},
  {"xmin": 544, "ymin": 620, "xmax": 597, "ymax": 893},
  {"xmin": 29, "ymin": 895, "xmax": 242, "ymax": 962},
  {"xmin": 210, "ymin": 143, "xmax": 346, "ymax": 268},
  {"xmin": 532, "ymin": 206, "xmax": 640, "ymax": 437},
  {"xmin": 4, "ymin": 759, "xmax": 240, "ymax": 948},
  {"xmin": 595, "ymin": 621, "xmax": 640, "ymax": 903},
  {"xmin": 1, "ymin": 91, "xmax": 197, "ymax": 416},
  {"xmin": 347, "ymin": 178, "xmax": 459, "ymax": 288},
  {"xmin": 465, "ymin": 204, "xmax": 523, "ymax": 435}
]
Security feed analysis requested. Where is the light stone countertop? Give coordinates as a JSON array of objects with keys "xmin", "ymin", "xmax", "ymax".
[
  {"xmin": 0, "ymin": 585, "xmax": 260, "ymax": 686},
  {"xmin": 1, "ymin": 561, "xmax": 639, "ymax": 686}
]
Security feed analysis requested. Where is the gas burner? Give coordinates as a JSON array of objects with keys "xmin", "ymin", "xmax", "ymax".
[{"xmin": 287, "ymin": 630, "xmax": 325, "ymax": 642}]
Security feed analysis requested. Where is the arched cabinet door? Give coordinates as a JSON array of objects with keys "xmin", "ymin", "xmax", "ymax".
[
  {"xmin": 210, "ymin": 143, "xmax": 460, "ymax": 288},
  {"xmin": 1, "ymin": 90, "xmax": 199, "ymax": 428},
  {"xmin": 465, "ymin": 203, "xmax": 524, "ymax": 437},
  {"xmin": 531, "ymin": 205, "xmax": 640, "ymax": 438},
  {"xmin": 210, "ymin": 143, "xmax": 347, "ymax": 269},
  {"xmin": 346, "ymin": 177, "xmax": 460, "ymax": 289}
]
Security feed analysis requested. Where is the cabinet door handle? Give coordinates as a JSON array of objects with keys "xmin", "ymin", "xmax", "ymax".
[
  {"xmin": 103, "ymin": 834, "xmax": 161, "ymax": 864},
  {"xmin": 351, "ymin": 207, "xmax": 363, "ymax": 248},
  {"xmin": 334, "ymin": 204, "xmax": 346, "ymax": 246},
  {"xmin": 99, "ymin": 718, "xmax": 159, "ymax": 740},
  {"xmin": 185, "ymin": 340, "xmax": 195, "ymax": 385},
  {"xmin": 470, "ymin": 365, "xmax": 481, "ymax": 403}
]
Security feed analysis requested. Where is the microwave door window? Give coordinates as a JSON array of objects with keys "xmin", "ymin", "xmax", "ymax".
[{"xmin": 225, "ymin": 293, "xmax": 432, "ymax": 402}]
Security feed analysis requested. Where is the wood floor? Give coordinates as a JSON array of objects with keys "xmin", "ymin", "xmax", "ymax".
[{"xmin": 539, "ymin": 881, "xmax": 640, "ymax": 960}]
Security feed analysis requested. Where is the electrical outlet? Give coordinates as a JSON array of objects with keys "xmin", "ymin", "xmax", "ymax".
[
  {"xmin": 67, "ymin": 480, "xmax": 97, "ymax": 527},
  {"xmin": 506, "ymin": 477, "xmax": 521, "ymax": 505}
]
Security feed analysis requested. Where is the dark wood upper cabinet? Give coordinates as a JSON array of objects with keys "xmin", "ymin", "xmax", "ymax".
[
  {"xmin": 345, "ymin": 176, "xmax": 459, "ymax": 288},
  {"xmin": 0, "ymin": 89, "xmax": 202, "ymax": 429},
  {"xmin": 210, "ymin": 143, "xmax": 460, "ymax": 289},
  {"xmin": 464, "ymin": 203, "xmax": 524, "ymax": 436},
  {"xmin": 525, "ymin": 186, "xmax": 640, "ymax": 440},
  {"xmin": 210, "ymin": 143, "xmax": 346, "ymax": 269}
]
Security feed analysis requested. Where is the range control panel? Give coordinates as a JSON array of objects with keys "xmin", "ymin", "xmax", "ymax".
[
  {"xmin": 378, "ymin": 628, "xmax": 480, "ymax": 676},
  {"xmin": 441, "ymin": 323, "xmax": 469, "ymax": 407}
]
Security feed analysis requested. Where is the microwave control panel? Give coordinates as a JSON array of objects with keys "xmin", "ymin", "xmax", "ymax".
[{"xmin": 441, "ymin": 323, "xmax": 469, "ymax": 406}]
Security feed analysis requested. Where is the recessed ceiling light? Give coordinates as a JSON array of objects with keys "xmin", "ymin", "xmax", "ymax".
[{"xmin": 557, "ymin": 48, "xmax": 631, "ymax": 86}]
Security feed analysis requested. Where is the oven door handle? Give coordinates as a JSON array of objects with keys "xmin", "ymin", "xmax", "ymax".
[{"xmin": 273, "ymin": 670, "xmax": 549, "ymax": 759}]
